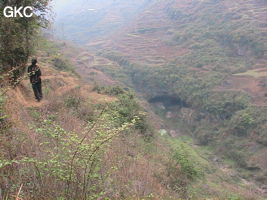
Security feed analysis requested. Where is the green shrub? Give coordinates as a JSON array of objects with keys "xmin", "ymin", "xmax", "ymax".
[
  {"xmin": 37, "ymin": 37, "xmax": 60, "ymax": 56},
  {"xmin": 227, "ymin": 194, "xmax": 242, "ymax": 200},
  {"xmin": 166, "ymin": 143, "xmax": 202, "ymax": 197},
  {"xmin": 230, "ymin": 109, "xmax": 256, "ymax": 136},
  {"xmin": 52, "ymin": 57, "xmax": 78, "ymax": 76},
  {"xmin": 93, "ymin": 85, "xmax": 126, "ymax": 96},
  {"xmin": 203, "ymin": 91, "xmax": 249, "ymax": 120},
  {"xmin": 1, "ymin": 111, "xmax": 137, "ymax": 199},
  {"xmin": 225, "ymin": 150, "xmax": 247, "ymax": 168},
  {"xmin": 64, "ymin": 96, "xmax": 81, "ymax": 109},
  {"xmin": 28, "ymin": 107, "xmax": 41, "ymax": 120},
  {"xmin": 0, "ymin": 94, "xmax": 8, "ymax": 128},
  {"xmin": 106, "ymin": 89, "xmax": 152, "ymax": 139},
  {"xmin": 171, "ymin": 144, "xmax": 201, "ymax": 180}
]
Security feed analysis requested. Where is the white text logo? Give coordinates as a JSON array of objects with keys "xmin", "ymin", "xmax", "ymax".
[{"xmin": 3, "ymin": 6, "xmax": 33, "ymax": 18}]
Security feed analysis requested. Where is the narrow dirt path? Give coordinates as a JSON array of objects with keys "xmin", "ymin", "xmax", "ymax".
[{"xmin": 7, "ymin": 71, "xmax": 80, "ymax": 108}]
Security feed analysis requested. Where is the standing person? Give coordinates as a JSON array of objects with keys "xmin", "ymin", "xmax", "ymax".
[{"xmin": 28, "ymin": 58, "xmax": 42, "ymax": 102}]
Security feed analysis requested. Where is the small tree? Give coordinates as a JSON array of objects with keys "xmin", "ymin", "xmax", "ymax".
[
  {"xmin": 230, "ymin": 110, "xmax": 256, "ymax": 136},
  {"xmin": 0, "ymin": 108, "xmax": 138, "ymax": 199},
  {"xmin": 0, "ymin": 0, "xmax": 51, "ymax": 77}
]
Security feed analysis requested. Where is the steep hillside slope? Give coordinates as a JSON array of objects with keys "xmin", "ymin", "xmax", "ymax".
[
  {"xmin": 56, "ymin": 41, "xmax": 267, "ymax": 199},
  {"xmin": 0, "ymin": 39, "xmax": 173, "ymax": 199},
  {"xmin": 52, "ymin": 0, "xmax": 267, "ymax": 194},
  {"xmin": 2, "ymin": 0, "xmax": 264, "ymax": 198},
  {"xmin": 1, "ymin": 37, "xmax": 266, "ymax": 199}
]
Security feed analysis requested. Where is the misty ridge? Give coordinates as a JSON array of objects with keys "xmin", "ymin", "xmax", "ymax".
[{"xmin": 52, "ymin": 0, "xmax": 153, "ymax": 43}]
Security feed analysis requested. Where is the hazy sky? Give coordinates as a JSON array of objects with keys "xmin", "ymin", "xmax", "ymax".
[{"xmin": 52, "ymin": 0, "xmax": 119, "ymax": 17}]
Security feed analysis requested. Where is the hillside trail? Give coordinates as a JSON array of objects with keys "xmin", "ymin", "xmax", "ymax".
[
  {"xmin": 3, "ymin": 58, "xmax": 118, "ymax": 147},
  {"xmin": 7, "ymin": 69, "xmax": 80, "ymax": 108},
  {"xmin": 5, "ymin": 56, "xmax": 117, "ymax": 110}
]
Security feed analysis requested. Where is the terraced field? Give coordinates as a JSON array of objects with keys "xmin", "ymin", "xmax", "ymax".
[{"xmin": 235, "ymin": 68, "xmax": 267, "ymax": 78}]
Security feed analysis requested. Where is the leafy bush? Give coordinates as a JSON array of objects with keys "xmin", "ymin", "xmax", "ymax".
[
  {"xmin": 1, "ymin": 110, "xmax": 137, "ymax": 199},
  {"xmin": 171, "ymin": 144, "xmax": 201, "ymax": 180},
  {"xmin": 37, "ymin": 37, "xmax": 61, "ymax": 56},
  {"xmin": 227, "ymin": 194, "xmax": 242, "ymax": 200},
  {"xmin": 230, "ymin": 110, "xmax": 256, "ymax": 136},
  {"xmin": 108, "ymin": 91, "xmax": 152, "ymax": 139},
  {"xmin": 225, "ymin": 150, "xmax": 247, "ymax": 168},
  {"xmin": 93, "ymin": 85, "xmax": 126, "ymax": 96},
  {"xmin": 203, "ymin": 91, "xmax": 249, "ymax": 120},
  {"xmin": 93, "ymin": 85, "xmax": 152, "ymax": 138},
  {"xmin": 64, "ymin": 95, "xmax": 96, "ymax": 122},
  {"xmin": 64, "ymin": 95, "xmax": 81, "ymax": 109},
  {"xmin": 166, "ymin": 143, "xmax": 202, "ymax": 198}
]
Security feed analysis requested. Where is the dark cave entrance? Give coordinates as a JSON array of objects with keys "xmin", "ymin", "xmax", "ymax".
[{"xmin": 148, "ymin": 95, "xmax": 189, "ymax": 108}]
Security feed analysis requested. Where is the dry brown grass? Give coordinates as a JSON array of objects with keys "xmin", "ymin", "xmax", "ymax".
[
  {"xmin": 0, "ymin": 60, "xmax": 121, "ymax": 198},
  {"xmin": 101, "ymin": 134, "xmax": 175, "ymax": 199}
]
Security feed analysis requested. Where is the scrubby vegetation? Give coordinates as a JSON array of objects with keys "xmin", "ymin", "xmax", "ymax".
[
  {"xmin": 167, "ymin": 143, "xmax": 203, "ymax": 198},
  {"xmin": 2, "ymin": 58, "xmax": 219, "ymax": 199},
  {"xmin": 37, "ymin": 38, "xmax": 80, "ymax": 77},
  {"xmin": 0, "ymin": 83, "xmax": 151, "ymax": 199},
  {"xmin": 52, "ymin": 57, "xmax": 77, "ymax": 75},
  {"xmin": 94, "ymin": 85, "xmax": 152, "ymax": 139}
]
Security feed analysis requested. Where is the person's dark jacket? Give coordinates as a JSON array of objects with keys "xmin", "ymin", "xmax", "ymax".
[{"xmin": 28, "ymin": 65, "xmax": 41, "ymax": 84}]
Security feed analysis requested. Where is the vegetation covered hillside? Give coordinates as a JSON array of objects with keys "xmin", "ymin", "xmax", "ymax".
[
  {"xmin": 53, "ymin": 0, "xmax": 267, "ymax": 194},
  {"xmin": 0, "ymin": 29, "xmax": 265, "ymax": 198},
  {"xmin": 0, "ymin": 38, "xmax": 167, "ymax": 199},
  {"xmin": 1, "ymin": 0, "xmax": 267, "ymax": 199},
  {"xmin": 1, "ymin": 37, "xmax": 266, "ymax": 199}
]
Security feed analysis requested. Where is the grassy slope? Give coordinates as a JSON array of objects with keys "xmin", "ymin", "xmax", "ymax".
[{"xmin": 0, "ymin": 38, "xmax": 176, "ymax": 199}]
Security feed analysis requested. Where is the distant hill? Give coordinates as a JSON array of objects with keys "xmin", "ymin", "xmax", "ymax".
[{"xmin": 52, "ymin": 0, "xmax": 153, "ymax": 43}]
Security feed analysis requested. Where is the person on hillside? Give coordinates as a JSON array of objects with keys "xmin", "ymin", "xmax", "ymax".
[{"xmin": 28, "ymin": 58, "xmax": 43, "ymax": 102}]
